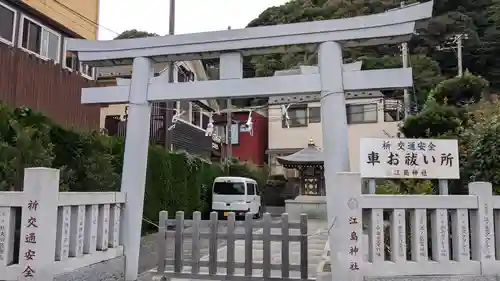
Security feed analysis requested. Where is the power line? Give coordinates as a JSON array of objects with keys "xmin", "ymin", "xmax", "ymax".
[
  {"xmin": 34, "ymin": 0, "xmax": 119, "ymax": 36},
  {"xmin": 53, "ymin": 0, "xmax": 119, "ymax": 35}
]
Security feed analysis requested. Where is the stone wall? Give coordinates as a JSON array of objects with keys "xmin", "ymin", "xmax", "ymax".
[{"xmin": 53, "ymin": 256, "xmax": 125, "ymax": 281}]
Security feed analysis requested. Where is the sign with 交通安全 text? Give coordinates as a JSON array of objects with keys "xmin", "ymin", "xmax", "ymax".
[{"xmin": 359, "ymin": 138, "xmax": 459, "ymax": 179}]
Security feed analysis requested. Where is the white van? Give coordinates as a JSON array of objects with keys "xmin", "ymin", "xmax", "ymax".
[{"xmin": 211, "ymin": 176, "xmax": 262, "ymax": 218}]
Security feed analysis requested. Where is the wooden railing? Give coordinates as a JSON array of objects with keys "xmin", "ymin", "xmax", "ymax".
[{"xmin": 152, "ymin": 211, "xmax": 312, "ymax": 281}]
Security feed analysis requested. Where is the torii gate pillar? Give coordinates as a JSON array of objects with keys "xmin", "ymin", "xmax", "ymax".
[
  {"xmin": 319, "ymin": 41, "xmax": 350, "ymax": 174},
  {"xmin": 120, "ymin": 57, "xmax": 154, "ymax": 280},
  {"xmin": 319, "ymin": 42, "xmax": 359, "ymax": 281}
]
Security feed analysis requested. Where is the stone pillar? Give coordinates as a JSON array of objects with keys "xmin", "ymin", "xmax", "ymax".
[
  {"xmin": 121, "ymin": 57, "xmax": 154, "ymax": 281},
  {"xmin": 469, "ymin": 181, "xmax": 496, "ymax": 275},
  {"xmin": 318, "ymin": 41, "xmax": 353, "ymax": 281},
  {"xmin": 327, "ymin": 173, "xmax": 363, "ymax": 281},
  {"xmin": 19, "ymin": 168, "xmax": 60, "ymax": 281}
]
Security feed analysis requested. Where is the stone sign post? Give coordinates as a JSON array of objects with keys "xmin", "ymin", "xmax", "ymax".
[{"xmin": 19, "ymin": 168, "xmax": 59, "ymax": 281}]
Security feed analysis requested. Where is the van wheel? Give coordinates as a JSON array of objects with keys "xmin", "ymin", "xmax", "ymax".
[{"xmin": 254, "ymin": 207, "xmax": 262, "ymax": 219}]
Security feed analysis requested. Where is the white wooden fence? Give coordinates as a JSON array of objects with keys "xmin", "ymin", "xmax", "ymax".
[{"xmin": 0, "ymin": 168, "xmax": 125, "ymax": 280}]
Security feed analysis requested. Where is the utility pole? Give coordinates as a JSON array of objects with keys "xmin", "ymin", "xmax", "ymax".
[
  {"xmin": 456, "ymin": 34, "xmax": 464, "ymax": 76},
  {"xmin": 401, "ymin": 42, "xmax": 410, "ymax": 118},
  {"xmin": 164, "ymin": 0, "xmax": 176, "ymax": 149},
  {"xmin": 400, "ymin": 1, "xmax": 410, "ymax": 119},
  {"xmin": 226, "ymin": 101, "xmax": 232, "ymax": 162},
  {"xmin": 437, "ymin": 33, "xmax": 468, "ymax": 77},
  {"xmin": 225, "ymin": 26, "xmax": 232, "ymax": 162}
]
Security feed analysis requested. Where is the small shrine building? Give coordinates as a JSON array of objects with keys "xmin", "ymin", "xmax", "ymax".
[{"xmin": 277, "ymin": 138, "xmax": 325, "ymax": 196}]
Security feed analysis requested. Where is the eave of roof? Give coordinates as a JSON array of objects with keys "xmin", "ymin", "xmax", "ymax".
[{"xmin": 276, "ymin": 145, "xmax": 324, "ymax": 165}]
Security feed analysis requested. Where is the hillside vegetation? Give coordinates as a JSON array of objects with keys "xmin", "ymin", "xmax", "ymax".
[{"xmin": 244, "ymin": 0, "xmax": 499, "ymax": 106}]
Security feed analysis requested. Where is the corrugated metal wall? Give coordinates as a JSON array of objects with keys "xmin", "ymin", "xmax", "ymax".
[
  {"xmin": 114, "ymin": 116, "xmax": 212, "ymax": 158},
  {"xmin": 170, "ymin": 121, "xmax": 212, "ymax": 158},
  {"xmin": 0, "ymin": 44, "xmax": 100, "ymax": 130}
]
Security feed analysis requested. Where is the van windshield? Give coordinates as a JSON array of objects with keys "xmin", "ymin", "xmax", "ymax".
[{"xmin": 213, "ymin": 182, "xmax": 245, "ymax": 195}]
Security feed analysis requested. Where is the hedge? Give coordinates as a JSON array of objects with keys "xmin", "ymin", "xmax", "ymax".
[{"xmin": 0, "ymin": 104, "xmax": 266, "ymax": 233}]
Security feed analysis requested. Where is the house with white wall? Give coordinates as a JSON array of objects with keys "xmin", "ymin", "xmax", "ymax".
[{"xmin": 268, "ymin": 63, "xmax": 403, "ymax": 177}]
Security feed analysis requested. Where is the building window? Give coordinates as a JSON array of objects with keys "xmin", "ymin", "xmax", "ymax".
[
  {"xmin": 282, "ymin": 105, "xmax": 307, "ymax": 128},
  {"xmin": 346, "ymin": 103, "xmax": 378, "ymax": 124},
  {"xmin": 309, "ymin": 106, "xmax": 321, "ymax": 123},
  {"xmin": 216, "ymin": 124, "xmax": 239, "ymax": 144},
  {"xmin": 384, "ymin": 99, "xmax": 404, "ymax": 122},
  {"xmin": 104, "ymin": 115, "xmax": 121, "ymax": 136},
  {"xmin": 79, "ymin": 62, "xmax": 95, "ymax": 80},
  {"xmin": 191, "ymin": 104, "xmax": 201, "ymax": 126},
  {"xmin": 230, "ymin": 123, "xmax": 239, "ymax": 145},
  {"xmin": 214, "ymin": 125, "xmax": 225, "ymax": 139},
  {"xmin": 0, "ymin": 2, "xmax": 16, "ymax": 45},
  {"xmin": 62, "ymin": 41, "xmax": 76, "ymax": 71},
  {"xmin": 202, "ymin": 113, "xmax": 210, "ymax": 129},
  {"xmin": 20, "ymin": 16, "xmax": 61, "ymax": 62},
  {"xmin": 177, "ymin": 65, "xmax": 195, "ymax": 82},
  {"xmin": 63, "ymin": 50, "xmax": 77, "ymax": 71},
  {"xmin": 178, "ymin": 101, "xmax": 190, "ymax": 122}
]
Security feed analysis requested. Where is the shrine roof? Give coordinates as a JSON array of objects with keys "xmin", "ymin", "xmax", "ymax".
[{"xmin": 276, "ymin": 139, "xmax": 324, "ymax": 166}]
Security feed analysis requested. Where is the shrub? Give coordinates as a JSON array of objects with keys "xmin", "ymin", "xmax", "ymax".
[
  {"xmin": 429, "ymin": 72, "xmax": 489, "ymax": 106},
  {"xmin": 401, "ymin": 99, "xmax": 467, "ymax": 139},
  {"xmin": 0, "ymin": 103, "xmax": 267, "ymax": 233}
]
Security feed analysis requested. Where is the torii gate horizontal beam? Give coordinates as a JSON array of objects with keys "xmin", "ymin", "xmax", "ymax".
[
  {"xmin": 81, "ymin": 68, "xmax": 412, "ymax": 104},
  {"xmin": 66, "ymin": 1, "xmax": 433, "ymax": 66}
]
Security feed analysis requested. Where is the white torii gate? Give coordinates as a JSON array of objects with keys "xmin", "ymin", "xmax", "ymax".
[{"xmin": 67, "ymin": 2, "xmax": 433, "ymax": 281}]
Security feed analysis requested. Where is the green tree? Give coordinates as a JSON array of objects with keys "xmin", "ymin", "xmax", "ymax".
[
  {"xmin": 429, "ymin": 72, "xmax": 489, "ymax": 106},
  {"xmin": 360, "ymin": 54, "xmax": 443, "ymax": 104},
  {"xmin": 401, "ymin": 99, "xmax": 466, "ymax": 138},
  {"xmin": 245, "ymin": 0, "xmax": 500, "ymax": 94},
  {"xmin": 114, "ymin": 29, "xmax": 159, "ymax": 39},
  {"xmin": 0, "ymin": 106, "xmax": 54, "ymax": 191},
  {"xmin": 459, "ymin": 101, "xmax": 500, "ymax": 193},
  {"xmin": 376, "ymin": 179, "xmax": 433, "ymax": 194}
]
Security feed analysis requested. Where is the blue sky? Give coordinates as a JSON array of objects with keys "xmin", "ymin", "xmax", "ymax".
[{"xmin": 98, "ymin": 0, "xmax": 289, "ymax": 40}]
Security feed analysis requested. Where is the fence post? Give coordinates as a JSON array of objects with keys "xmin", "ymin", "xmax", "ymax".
[
  {"xmin": 0, "ymin": 201, "xmax": 16, "ymax": 268},
  {"xmin": 19, "ymin": 168, "xmax": 60, "ymax": 281},
  {"xmin": 469, "ymin": 181, "xmax": 496, "ymax": 275},
  {"xmin": 328, "ymin": 172, "xmax": 363, "ymax": 281}
]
